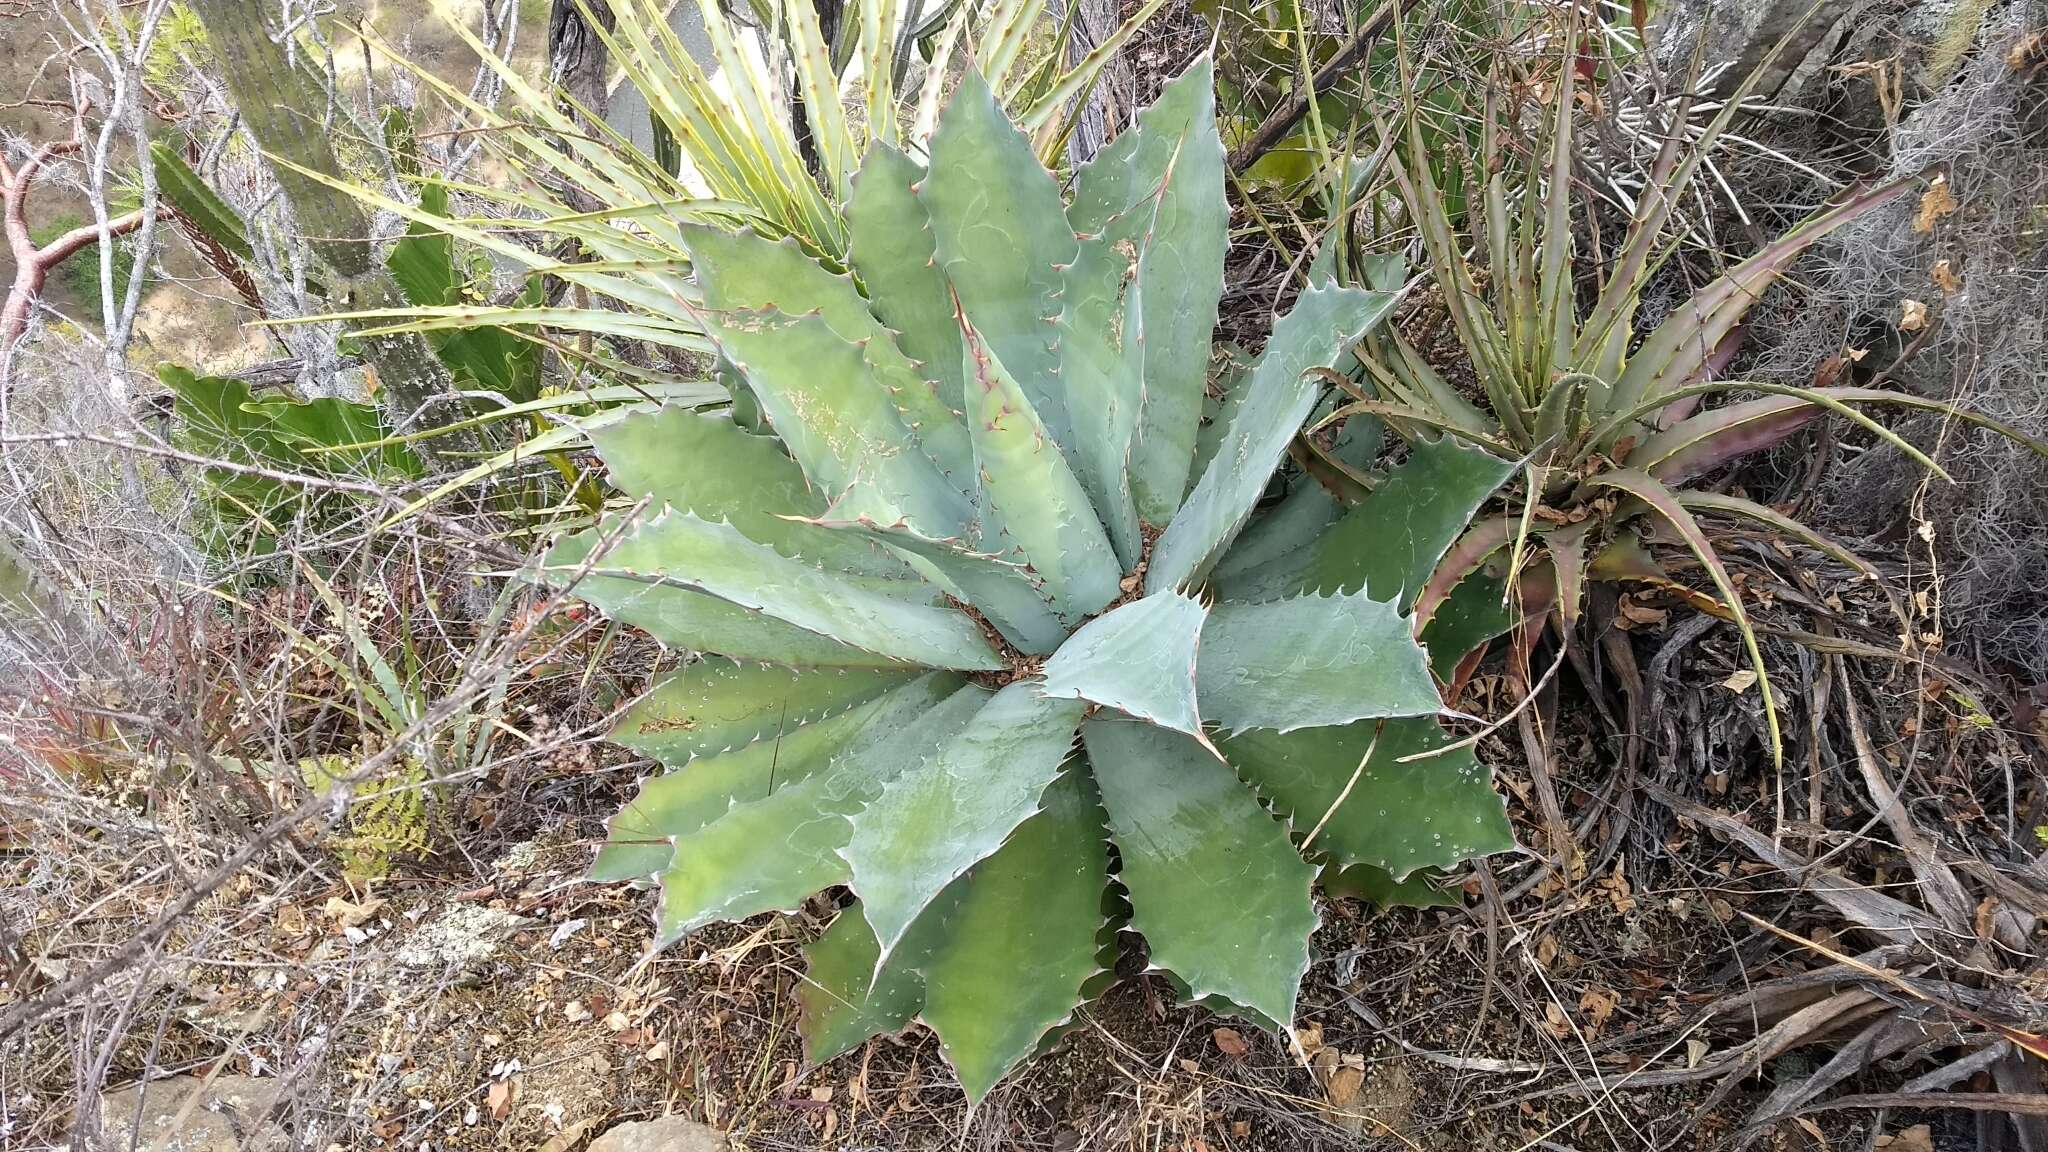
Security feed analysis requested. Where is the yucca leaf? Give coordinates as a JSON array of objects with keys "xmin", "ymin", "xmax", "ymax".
[
  {"xmin": 960, "ymin": 312, "xmax": 1124, "ymax": 623},
  {"xmin": 1412, "ymin": 514, "xmax": 1519, "ymax": 630},
  {"xmin": 1148, "ymin": 284, "xmax": 1397, "ymax": 593},
  {"xmin": 1585, "ymin": 468, "xmax": 1781, "ymax": 765},
  {"xmin": 703, "ymin": 309, "xmax": 978, "ymax": 539},
  {"xmin": 588, "ymin": 406, "xmax": 909, "ymax": 578},
  {"xmin": 1223, "ymin": 719, "xmax": 1514, "ymax": 878},
  {"xmin": 1015, "ymin": 0, "xmax": 1172, "ymax": 132},
  {"xmin": 652, "ymin": 679, "xmax": 985, "ymax": 942},
  {"xmin": 840, "ymin": 683, "xmax": 1085, "ymax": 964},
  {"xmin": 1676, "ymin": 491, "xmax": 1908, "ymax": 633},
  {"xmin": 546, "ymin": 510, "xmax": 1003, "ymax": 671},
  {"xmin": 1041, "ymin": 592, "xmax": 1209, "ymax": 743},
  {"xmin": 1067, "ymin": 54, "xmax": 1228, "ymax": 525},
  {"xmin": 858, "ymin": 0, "xmax": 903, "ymax": 148},
  {"xmin": 783, "ymin": 0, "xmax": 858, "ymax": 201},
  {"xmin": 921, "ymin": 70, "xmax": 1078, "ymax": 448},
  {"xmin": 1197, "ymin": 591, "xmax": 1441, "ymax": 735},
  {"xmin": 846, "ymin": 145, "xmax": 966, "ymax": 414},
  {"xmin": 1086, "ymin": 720, "xmax": 1316, "ymax": 1029},
  {"xmin": 1216, "ymin": 434, "xmax": 1513, "ymax": 606},
  {"xmin": 592, "ymin": 675, "xmax": 958, "ymax": 882},
  {"xmin": 808, "ymin": 513, "xmax": 1070, "ymax": 655},
  {"xmin": 611, "ymin": 660, "xmax": 920, "ymax": 768},
  {"xmin": 1605, "ymin": 177, "xmax": 1917, "ymax": 421}
]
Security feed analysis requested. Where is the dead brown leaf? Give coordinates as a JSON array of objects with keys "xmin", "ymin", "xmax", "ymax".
[
  {"xmin": 1912, "ymin": 177, "xmax": 1957, "ymax": 233},
  {"xmin": 1212, "ymin": 1027, "xmax": 1249, "ymax": 1059},
  {"xmin": 1876, "ymin": 1124, "xmax": 1934, "ymax": 1152},
  {"xmin": 1931, "ymin": 258, "xmax": 1962, "ymax": 295},
  {"xmin": 1898, "ymin": 298, "xmax": 1929, "ymax": 332},
  {"xmin": 1578, "ymin": 986, "xmax": 1619, "ymax": 1036},
  {"xmin": 486, "ymin": 1079, "xmax": 514, "ymax": 1121}
]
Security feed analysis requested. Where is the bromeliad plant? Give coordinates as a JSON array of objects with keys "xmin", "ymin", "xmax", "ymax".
[
  {"xmin": 1332, "ymin": 34, "xmax": 2048, "ymax": 763},
  {"xmin": 543, "ymin": 59, "xmax": 1516, "ymax": 1100}
]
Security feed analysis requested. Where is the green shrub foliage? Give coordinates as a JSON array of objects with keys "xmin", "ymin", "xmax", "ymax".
[{"xmin": 546, "ymin": 58, "xmax": 1515, "ymax": 1100}]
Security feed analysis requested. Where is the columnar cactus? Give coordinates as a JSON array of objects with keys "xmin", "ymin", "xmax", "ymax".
[{"xmin": 544, "ymin": 58, "xmax": 1516, "ymax": 1100}]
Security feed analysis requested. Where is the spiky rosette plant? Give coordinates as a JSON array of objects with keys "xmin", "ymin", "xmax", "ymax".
[{"xmin": 543, "ymin": 58, "xmax": 1515, "ymax": 1101}]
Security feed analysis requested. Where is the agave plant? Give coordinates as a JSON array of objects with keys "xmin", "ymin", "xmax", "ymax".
[
  {"xmin": 1321, "ymin": 31, "xmax": 2048, "ymax": 764},
  {"xmin": 543, "ymin": 59, "xmax": 1516, "ymax": 1100}
]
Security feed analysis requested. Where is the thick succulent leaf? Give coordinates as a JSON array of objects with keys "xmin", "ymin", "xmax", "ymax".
[
  {"xmin": 704, "ymin": 309, "xmax": 976, "ymax": 540},
  {"xmin": 1208, "ymin": 409, "xmax": 1384, "ymax": 588},
  {"xmin": 1068, "ymin": 54, "xmax": 1227, "ymax": 522},
  {"xmin": 610, "ymin": 660, "xmax": 918, "ymax": 765},
  {"xmin": 919, "ymin": 770, "xmax": 1109, "ymax": 1101},
  {"xmin": 921, "ymin": 70, "xmax": 1078, "ymax": 448},
  {"xmin": 1218, "ymin": 435, "xmax": 1513, "ymax": 608},
  {"xmin": 1222, "ymin": 718, "xmax": 1514, "ymax": 879},
  {"xmin": 840, "ymin": 683, "xmax": 1086, "ymax": 962},
  {"xmin": 552, "ymin": 510, "xmax": 1004, "ymax": 671},
  {"xmin": 592, "ymin": 676, "xmax": 958, "ymax": 883},
  {"xmin": 545, "ymin": 526, "xmax": 899, "ymax": 668},
  {"xmin": 1085, "ymin": 721, "xmax": 1316, "ymax": 1029},
  {"xmin": 961, "ymin": 314, "xmax": 1123, "ymax": 623},
  {"xmin": 1304, "ymin": 436, "xmax": 1515, "ymax": 609},
  {"xmin": 1196, "ymin": 591, "xmax": 1441, "ymax": 735},
  {"xmin": 587, "ymin": 406, "xmax": 908, "ymax": 578},
  {"xmin": 1040, "ymin": 592, "xmax": 1208, "ymax": 743},
  {"xmin": 807, "ymin": 514, "xmax": 1068, "ymax": 655},
  {"xmin": 1631, "ymin": 395, "xmax": 1824, "ymax": 486},
  {"xmin": 798, "ymin": 900, "xmax": 927, "ymax": 1062},
  {"xmin": 1054, "ymin": 233, "xmax": 1145, "ymax": 567},
  {"xmin": 1322, "ymin": 863, "xmax": 1461, "ymax": 910},
  {"xmin": 651, "ymin": 680, "xmax": 987, "ymax": 942},
  {"xmin": 799, "ymin": 773, "xmax": 1109, "ymax": 1102},
  {"xmin": 1418, "ymin": 562, "xmax": 1514, "ymax": 679},
  {"xmin": 1148, "ymin": 285, "xmax": 1396, "ymax": 594},
  {"xmin": 846, "ymin": 144, "xmax": 966, "ymax": 415},
  {"xmin": 682, "ymin": 225, "xmax": 975, "ymax": 485},
  {"xmin": 1189, "ymin": 344, "xmax": 1255, "ymax": 492}
]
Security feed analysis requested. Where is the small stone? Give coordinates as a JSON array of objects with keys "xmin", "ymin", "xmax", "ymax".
[
  {"xmin": 99, "ymin": 1075, "xmax": 285, "ymax": 1151},
  {"xmin": 586, "ymin": 1116, "xmax": 727, "ymax": 1152}
]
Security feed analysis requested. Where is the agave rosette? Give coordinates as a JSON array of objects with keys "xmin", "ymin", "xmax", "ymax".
[{"xmin": 543, "ymin": 59, "xmax": 1517, "ymax": 1099}]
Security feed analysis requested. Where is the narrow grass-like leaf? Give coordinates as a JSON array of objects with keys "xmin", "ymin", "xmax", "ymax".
[
  {"xmin": 1197, "ymin": 591, "xmax": 1440, "ymax": 735},
  {"xmin": 1087, "ymin": 720, "xmax": 1316, "ymax": 1027},
  {"xmin": 1148, "ymin": 285, "xmax": 1396, "ymax": 593},
  {"xmin": 1586, "ymin": 468, "xmax": 1781, "ymax": 765}
]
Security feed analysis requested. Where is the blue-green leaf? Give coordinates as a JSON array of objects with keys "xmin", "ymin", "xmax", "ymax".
[
  {"xmin": 1087, "ymin": 720, "xmax": 1316, "ymax": 1029},
  {"xmin": 841, "ymin": 683, "xmax": 1085, "ymax": 962},
  {"xmin": 1040, "ymin": 591, "xmax": 1208, "ymax": 743},
  {"xmin": 1197, "ymin": 591, "xmax": 1440, "ymax": 734},
  {"xmin": 1148, "ymin": 284, "xmax": 1397, "ymax": 593}
]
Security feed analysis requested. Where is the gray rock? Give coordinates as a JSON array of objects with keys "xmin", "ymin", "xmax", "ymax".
[
  {"xmin": 95, "ymin": 1075, "xmax": 283, "ymax": 1151},
  {"xmin": 587, "ymin": 1116, "xmax": 729, "ymax": 1152}
]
